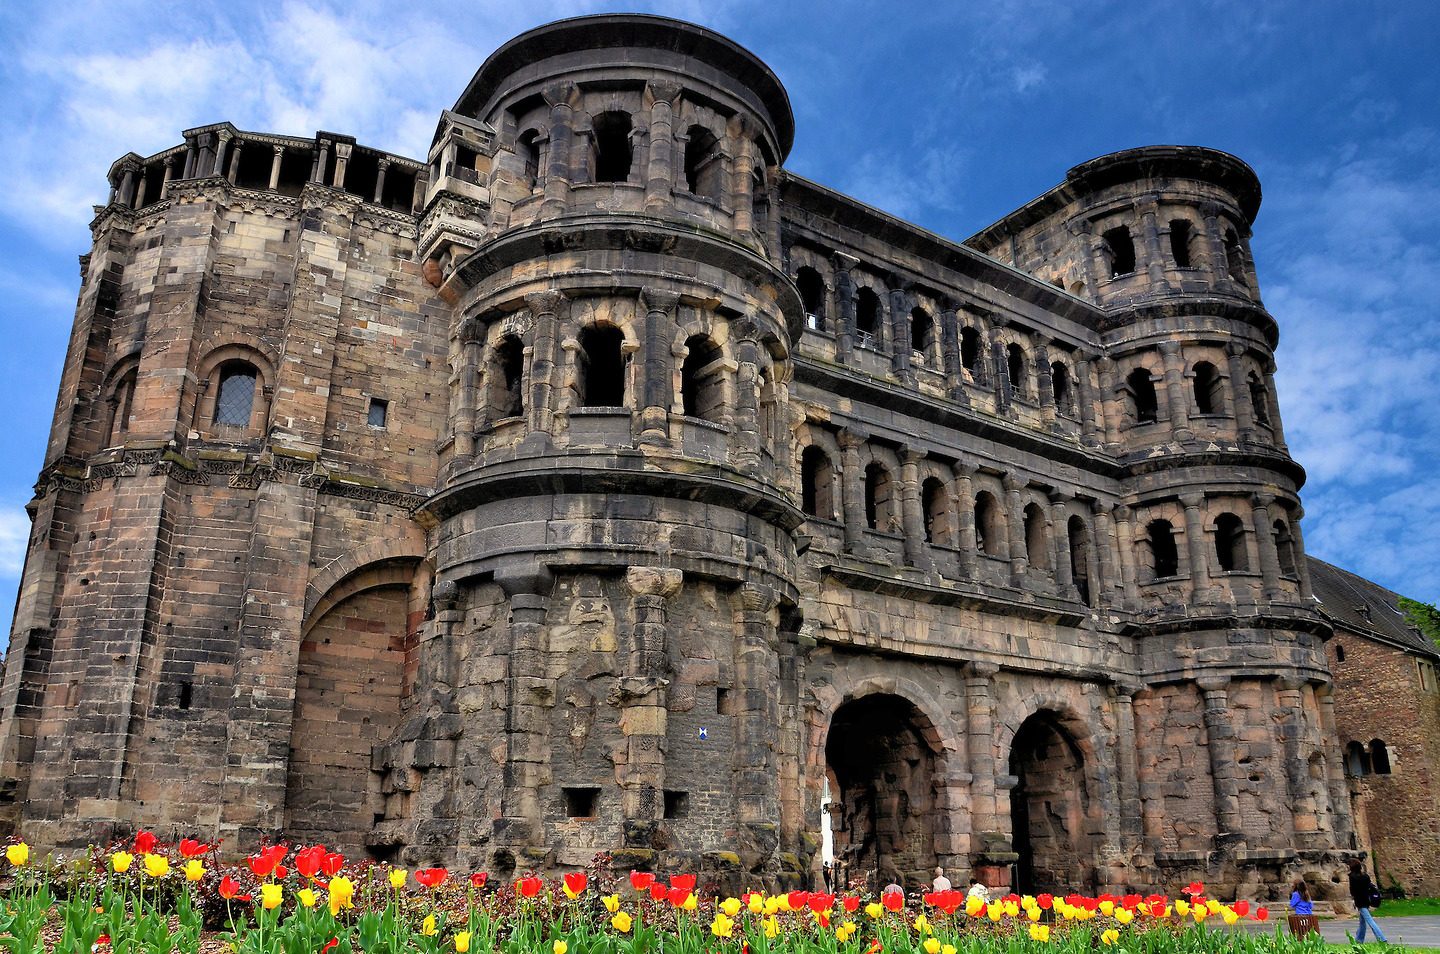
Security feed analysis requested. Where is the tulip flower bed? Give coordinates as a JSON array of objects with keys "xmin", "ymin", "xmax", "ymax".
[{"xmin": 1, "ymin": 835, "xmax": 1322, "ymax": 954}]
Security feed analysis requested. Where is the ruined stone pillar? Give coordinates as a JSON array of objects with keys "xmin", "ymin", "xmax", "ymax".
[
  {"xmin": 729, "ymin": 118, "xmax": 755, "ymax": 235},
  {"xmin": 965, "ymin": 661, "xmax": 1001, "ymax": 844},
  {"xmin": 1003, "ymin": 474, "xmax": 1027, "ymax": 586},
  {"xmin": 898, "ymin": 446, "xmax": 930, "ymax": 571},
  {"xmin": 1158, "ymin": 340, "xmax": 1192, "ymax": 441},
  {"xmin": 497, "ymin": 569, "xmax": 554, "ymax": 852},
  {"xmin": 941, "ymin": 304, "xmax": 969, "ymax": 406},
  {"xmin": 638, "ymin": 287, "xmax": 680, "ymax": 446},
  {"xmin": 212, "ymin": 130, "xmax": 232, "ymax": 178},
  {"xmin": 312, "ymin": 139, "xmax": 330, "ymax": 184},
  {"xmin": 226, "ymin": 140, "xmax": 243, "ymax": 184},
  {"xmin": 1314, "ymin": 683, "xmax": 1354, "ymax": 845},
  {"xmin": 373, "ymin": 158, "xmax": 390, "ymax": 204},
  {"xmin": 733, "ymin": 331, "xmax": 763, "ymax": 472},
  {"xmin": 643, "ymin": 81, "xmax": 680, "ymax": 211},
  {"xmin": 1095, "ymin": 357, "xmax": 1121, "ymax": 448},
  {"xmin": 1290, "ymin": 507, "xmax": 1314, "ymax": 599},
  {"xmin": 1073, "ymin": 221, "xmax": 1101, "ymax": 296},
  {"xmin": 268, "ymin": 146, "xmax": 284, "ymax": 191},
  {"xmin": 1179, "ymin": 493, "xmax": 1212, "ymax": 603},
  {"xmin": 541, "ymin": 83, "xmax": 576, "ymax": 216},
  {"xmin": 1050, "ymin": 492, "xmax": 1073, "ymax": 594},
  {"xmin": 620, "ymin": 567, "xmax": 683, "ymax": 848},
  {"xmin": 1225, "ymin": 343, "xmax": 1256, "ymax": 440},
  {"xmin": 1262, "ymin": 362, "xmax": 1288, "ymax": 449},
  {"xmin": 1035, "ymin": 343, "xmax": 1057, "ymax": 425},
  {"xmin": 991, "ymin": 339, "xmax": 1012, "ymax": 412},
  {"xmin": 1198, "ymin": 677, "xmax": 1243, "ymax": 842},
  {"xmin": 1075, "ymin": 358, "xmax": 1099, "ymax": 445},
  {"xmin": 1090, "ymin": 501, "xmax": 1117, "ymax": 609},
  {"xmin": 952, "ymin": 461, "xmax": 979, "ymax": 578},
  {"xmin": 732, "ymin": 583, "xmax": 782, "ymax": 869},
  {"xmin": 1201, "ymin": 206, "xmax": 1228, "ymax": 286},
  {"xmin": 833, "ymin": 253, "xmax": 857, "ymax": 361},
  {"xmin": 455, "ymin": 317, "xmax": 484, "ymax": 460},
  {"xmin": 332, "ymin": 142, "xmax": 351, "ymax": 190},
  {"xmin": 1113, "ymin": 505, "xmax": 1140, "ymax": 608},
  {"xmin": 525, "ymin": 290, "xmax": 563, "ymax": 444},
  {"xmin": 1111, "ymin": 683, "xmax": 1144, "ymax": 848},
  {"xmin": 838, "ymin": 428, "xmax": 866, "ymax": 556},
  {"xmin": 161, "ymin": 156, "xmax": 176, "ymax": 199},
  {"xmin": 1140, "ymin": 198, "xmax": 1167, "ymax": 285},
  {"xmin": 889, "ymin": 286, "xmax": 914, "ymax": 384},
  {"xmin": 1276, "ymin": 678, "xmax": 1321, "ymax": 847},
  {"xmin": 1251, "ymin": 494, "xmax": 1283, "ymax": 601}
]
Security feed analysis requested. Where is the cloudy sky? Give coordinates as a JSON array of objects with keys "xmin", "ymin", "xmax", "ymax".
[{"xmin": 0, "ymin": 0, "xmax": 1436, "ymax": 607}]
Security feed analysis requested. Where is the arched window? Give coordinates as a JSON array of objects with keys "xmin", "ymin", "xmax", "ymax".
[
  {"xmin": 797, "ymin": 267, "xmax": 826, "ymax": 331},
  {"xmin": 1007, "ymin": 343, "xmax": 1026, "ymax": 398},
  {"xmin": 1169, "ymin": 220, "xmax": 1193, "ymax": 268},
  {"xmin": 214, "ymin": 361, "xmax": 258, "ymax": 427},
  {"xmin": 1213, "ymin": 513, "xmax": 1248, "ymax": 572},
  {"xmin": 591, "ymin": 112, "xmax": 633, "ymax": 183},
  {"xmin": 1146, "ymin": 519, "xmax": 1179, "ymax": 580},
  {"xmin": 961, "ymin": 326, "xmax": 982, "ymax": 374},
  {"xmin": 1224, "ymin": 229, "xmax": 1248, "ymax": 285},
  {"xmin": 1023, "ymin": 502, "xmax": 1050, "ymax": 570},
  {"xmin": 518, "ymin": 129, "xmax": 542, "ymax": 190},
  {"xmin": 855, "ymin": 288, "xmax": 882, "ymax": 346},
  {"xmin": 1193, "ymin": 361, "xmax": 1222, "ymax": 415},
  {"xmin": 1103, "ymin": 225, "xmax": 1136, "ymax": 277},
  {"xmin": 680, "ymin": 335, "xmax": 725, "ymax": 421},
  {"xmin": 910, "ymin": 308, "xmax": 935, "ymax": 364},
  {"xmin": 683, "ymin": 125, "xmax": 722, "ymax": 200},
  {"xmin": 1051, "ymin": 361, "xmax": 1071, "ymax": 412},
  {"xmin": 1128, "ymin": 367, "xmax": 1159, "ymax": 424},
  {"xmin": 1248, "ymin": 372, "xmax": 1272, "ymax": 425},
  {"xmin": 863, "ymin": 462, "xmax": 893, "ymax": 532},
  {"xmin": 1274, "ymin": 520, "xmax": 1298, "ymax": 576},
  {"xmin": 491, "ymin": 336, "xmax": 525, "ymax": 419},
  {"xmin": 578, "ymin": 326, "xmax": 626, "ymax": 407},
  {"xmin": 1370, "ymin": 740, "xmax": 1392, "ymax": 775},
  {"xmin": 801, "ymin": 446, "xmax": 834, "ymax": 520},
  {"xmin": 1346, "ymin": 741, "xmax": 1370, "ymax": 777},
  {"xmin": 1336, "ymin": 643, "xmax": 1346, "ymax": 663},
  {"xmin": 1068, "ymin": 515, "xmax": 1091, "ymax": 605},
  {"xmin": 108, "ymin": 367, "xmax": 137, "ymax": 445},
  {"xmin": 975, "ymin": 491, "xmax": 1002, "ymax": 557},
  {"xmin": 921, "ymin": 476, "xmax": 948, "ymax": 544}
]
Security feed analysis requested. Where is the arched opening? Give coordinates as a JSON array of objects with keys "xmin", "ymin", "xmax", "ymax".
[
  {"xmin": 855, "ymin": 287, "xmax": 882, "ymax": 346},
  {"xmin": 1024, "ymin": 502, "xmax": 1050, "ymax": 571},
  {"xmin": 1067, "ymin": 516, "xmax": 1091, "ymax": 606},
  {"xmin": 214, "ymin": 361, "xmax": 259, "ymax": 428},
  {"xmin": 1146, "ymin": 519, "xmax": 1180, "ymax": 580},
  {"xmin": 683, "ymin": 125, "xmax": 723, "ymax": 200},
  {"xmin": 825, "ymin": 694, "xmax": 939, "ymax": 891},
  {"xmin": 1346, "ymin": 740, "xmax": 1371, "ymax": 777},
  {"xmin": 864, "ymin": 462, "xmax": 893, "ymax": 532},
  {"xmin": 578, "ymin": 326, "xmax": 626, "ymax": 407},
  {"xmin": 1214, "ymin": 512, "xmax": 1248, "ymax": 572},
  {"xmin": 1051, "ymin": 361, "xmax": 1071, "ymax": 412},
  {"xmin": 961, "ymin": 326, "xmax": 982, "ymax": 374},
  {"xmin": 107, "ymin": 367, "xmax": 137, "ymax": 446},
  {"xmin": 1007, "ymin": 343, "xmax": 1027, "ymax": 398},
  {"xmin": 1102, "ymin": 225, "xmax": 1136, "ymax": 277},
  {"xmin": 518, "ymin": 129, "xmax": 542, "ymax": 191},
  {"xmin": 1127, "ymin": 367, "xmax": 1159, "ymax": 424},
  {"xmin": 591, "ymin": 111, "xmax": 633, "ymax": 183},
  {"xmin": 910, "ymin": 308, "xmax": 935, "ymax": 364},
  {"xmin": 797, "ymin": 267, "xmax": 826, "ymax": 331},
  {"xmin": 1193, "ymin": 361, "xmax": 1222, "ymax": 415},
  {"xmin": 1370, "ymin": 740, "xmax": 1392, "ymax": 775},
  {"xmin": 1009, "ymin": 710, "xmax": 1091, "ymax": 893},
  {"xmin": 490, "ymin": 335, "xmax": 524, "ymax": 419},
  {"xmin": 921, "ymin": 476, "xmax": 948, "ymax": 544},
  {"xmin": 680, "ymin": 335, "xmax": 725, "ymax": 421},
  {"xmin": 1274, "ymin": 520, "xmax": 1298, "ymax": 576},
  {"xmin": 975, "ymin": 491, "xmax": 1003, "ymax": 557},
  {"xmin": 1169, "ymin": 220, "xmax": 1194, "ymax": 268},
  {"xmin": 1248, "ymin": 372, "xmax": 1272, "ymax": 425},
  {"xmin": 801, "ymin": 446, "xmax": 835, "ymax": 520}
]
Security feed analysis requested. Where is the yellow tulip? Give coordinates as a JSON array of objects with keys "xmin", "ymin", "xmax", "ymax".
[
  {"xmin": 611, "ymin": 911, "xmax": 633, "ymax": 933},
  {"xmin": 297, "ymin": 888, "xmax": 318, "ymax": 908},
  {"xmin": 328, "ymin": 876, "xmax": 355, "ymax": 916},
  {"xmin": 554, "ymin": 942, "xmax": 568, "ymax": 954},
  {"xmin": 422, "ymin": 915, "xmax": 438, "ymax": 937},
  {"xmin": 913, "ymin": 913, "xmax": 931, "ymax": 934},
  {"xmin": 986, "ymin": 901, "xmax": 1002, "ymax": 922},
  {"xmin": 748, "ymin": 893, "xmax": 764, "ymax": 914},
  {"xmin": 603, "ymin": 893, "xmax": 621, "ymax": 913},
  {"xmin": 837, "ymin": 921, "xmax": 857, "ymax": 942},
  {"xmin": 1099, "ymin": 900, "xmax": 1115, "ymax": 916},
  {"xmin": 763, "ymin": 916, "xmax": 780, "ymax": 939},
  {"xmin": 455, "ymin": 932, "xmax": 471, "ymax": 953},
  {"xmin": 711, "ymin": 913, "xmax": 734, "ymax": 938},
  {"xmin": 1021, "ymin": 895, "xmax": 1036, "ymax": 908},
  {"xmin": 1004, "ymin": 901, "xmax": 1019, "ymax": 918},
  {"xmin": 865, "ymin": 902, "xmax": 884, "ymax": 920},
  {"xmin": 260, "ymin": 883, "xmax": 283, "ymax": 910},
  {"xmin": 1115, "ymin": 908, "xmax": 1134, "ymax": 925},
  {"xmin": 1102, "ymin": 929, "xmax": 1120, "ymax": 946},
  {"xmin": 1223, "ymin": 910, "xmax": 1239, "ymax": 926},
  {"xmin": 923, "ymin": 938, "xmax": 941, "ymax": 954},
  {"xmin": 682, "ymin": 893, "xmax": 698, "ymax": 912},
  {"xmin": 5, "ymin": 843, "xmax": 29, "ymax": 867},
  {"xmin": 1175, "ymin": 899, "xmax": 1190, "ymax": 916},
  {"xmin": 111, "ymin": 851, "xmax": 134, "ymax": 873},
  {"xmin": 942, "ymin": 945, "xmax": 956, "ymax": 954},
  {"xmin": 1205, "ymin": 899, "xmax": 1221, "ymax": 914},
  {"xmin": 389, "ymin": 868, "xmax": 407, "ymax": 889},
  {"xmin": 763, "ymin": 896, "xmax": 780, "ymax": 916},
  {"xmin": 1028, "ymin": 907, "xmax": 1041, "ymax": 922},
  {"xmin": 1029, "ymin": 923, "xmax": 1050, "ymax": 942},
  {"xmin": 143, "ymin": 854, "xmax": 169, "ymax": 878},
  {"xmin": 778, "ymin": 894, "xmax": 793, "ymax": 912},
  {"xmin": 184, "ymin": 859, "xmax": 205, "ymax": 882},
  {"xmin": 965, "ymin": 895, "xmax": 985, "ymax": 917},
  {"xmin": 720, "ymin": 897, "xmax": 742, "ymax": 917}
]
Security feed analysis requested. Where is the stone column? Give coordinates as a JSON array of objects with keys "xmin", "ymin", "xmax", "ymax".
[
  {"xmin": 1113, "ymin": 505, "xmax": 1140, "ymax": 608},
  {"xmin": 132, "ymin": 168, "xmax": 148, "ymax": 209},
  {"xmin": 1201, "ymin": 205, "xmax": 1228, "ymax": 286},
  {"xmin": 1140, "ymin": 197, "xmax": 1167, "ymax": 285},
  {"xmin": 941, "ymin": 304, "xmax": 969, "ymax": 406},
  {"xmin": 992, "ymin": 339, "xmax": 1012, "ymax": 412},
  {"xmin": 619, "ymin": 567, "xmax": 683, "ymax": 848},
  {"xmin": 1262, "ymin": 362, "xmax": 1288, "ymax": 449},
  {"xmin": 1276, "ymin": 678, "xmax": 1321, "ymax": 848},
  {"xmin": 898, "ymin": 446, "xmax": 930, "ymax": 571},
  {"xmin": 1198, "ymin": 677, "xmax": 1243, "ymax": 843},
  {"xmin": 1158, "ymin": 341, "xmax": 1192, "ymax": 441},
  {"xmin": 117, "ymin": 164, "xmax": 136, "ymax": 207},
  {"xmin": 839, "ymin": 429, "xmax": 867, "ymax": 556},
  {"xmin": 268, "ymin": 145, "xmax": 284, "ymax": 191},
  {"xmin": 965, "ymin": 661, "xmax": 1001, "ymax": 846},
  {"xmin": 889, "ymin": 286, "xmax": 914, "ymax": 384},
  {"xmin": 1050, "ymin": 492, "xmax": 1073, "ymax": 594},
  {"xmin": 1035, "ymin": 343, "xmax": 1057, "ymax": 425},
  {"xmin": 226, "ymin": 140, "xmax": 243, "ymax": 184},
  {"xmin": 212, "ymin": 130, "xmax": 232, "ymax": 178},
  {"xmin": 1224, "ymin": 343, "xmax": 1256, "ymax": 440},
  {"xmin": 373, "ymin": 157, "xmax": 390, "ymax": 204},
  {"xmin": 312, "ymin": 139, "xmax": 330, "ymax": 185},
  {"xmin": 636, "ymin": 287, "xmax": 680, "ymax": 446},
  {"xmin": 732, "ymin": 583, "xmax": 782, "ymax": 869},
  {"xmin": 1111, "ymin": 683, "xmax": 1144, "ymax": 848},
  {"xmin": 1179, "ymin": 493, "xmax": 1212, "ymax": 603},
  {"xmin": 1095, "ymin": 357, "xmax": 1122, "ymax": 448},
  {"xmin": 1314, "ymin": 683, "xmax": 1354, "ymax": 845},
  {"xmin": 643, "ymin": 81, "xmax": 680, "ymax": 211},
  {"xmin": 730, "ymin": 118, "xmax": 755, "ymax": 235},
  {"xmin": 1073, "ymin": 221, "xmax": 1101, "ymax": 295},
  {"xmin": 332, "ymin": 142, "xmax": 351, "ymax": 190},
  {"xmin": 833, "ymin": 253, "xmax": 857, "ymax": 361},
  {"xmin": 952, "ymin": 461, "xmax": 978, "ymax": 578},
  {"xmin": 1289, "ymin": 506, "xmax": 1314, "ymax": 599},
  {"xmin": 1090, "ymin": 501, "xmax": 1117, "ymax": 609},
  {"xmin": 496, "ymin": 569, "xmax": 554, "ymax": 852},
  {"xmin": 1251, "ymin": 494, "xmax": 1283, "ymax": 601},
  {"xmin": 181, "ymin": 140, "xmax": 197, "ymax": 179},
  {"xmin": 1076, "ymin": 357, "xmax": 1099, "ymax": 445},
  {"xmin": 1003, "ymin": 474, "xmax": 1027, "ymax": 586},
  {"xmin": 540, "ymin": 84, "xmax": 576, "ymax": 216},
  {"xmin": 161, "ymin": 156, "xmax": 176, "ymax": 199},
  {"xmin": 524, "ymin": 290, "xmax": 563, "ymax": 445},
  {"xmin": 454, "ymin": 317, "xmax": 484, "ymax": 461},
  {"xmin": 733, "ymin": 331, "xmax": 763, "ymax": 472}
]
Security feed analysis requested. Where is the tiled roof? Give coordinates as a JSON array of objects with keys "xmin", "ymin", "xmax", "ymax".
[{"xmin": 1308, "ymin": 556, "xmax": 1439, "ymax": 659}]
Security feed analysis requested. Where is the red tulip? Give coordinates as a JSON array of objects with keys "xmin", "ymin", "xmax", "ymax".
[
  {"xmin": 843, "ymin": 895, "xmax": 861, "ymax": 913},
  {"xmin": 320, "ymin": 939, "xmax": 339, "ymax": 954},
  {"xmin": 275, "ymin": 865, "xmax": 289, "ymax": 880},
  {"xmin": 178, "ymin": 839, "xmax": 212, "ymax": 859},
  {"xmin": 1255, "ymin": 907, "xmax": 1270, "ymax": 922},
  {"xmin": 1121, "ymin": 894, "xmax": 1142, "ymax": 910},
  {"xmin": 817, "ymin": 912, "xmax": 831, "ymax": 928},
  {"xmin": 630, "ymin": 871, "xmax": 655, "ymax": 892},
  {"xmin": 296, "ymin": 845, "xmax": 325, "ymax": 879},
  {"xmin": 1184, "ymin": 881, "xmax": 1205, "ymax": 898},
  {"xmin": 133, "ymin": 831, "xmax": 157, "ymax": 855},
  {"xmin": 516, "ymin": 875, "xmax": 543, "ymax": 898},
  {"xmin": 649, "ymin": 883, "xmax": 668, "ymax": 901},
  {"xmin": 219, "ymin": 875, "xmax": 250, "ymax": 901},
  {"xmin": 470, "ymin": 872, "xmax": 488, "ymax": 889},
  {"xmin": 1037, "ymin": 893, "xmax": 1053, "ymax": 910},
  {"xmin": 415, "ymin": 868, "xmax": 448, "ymax": 889},
  {"xmin": 667, "ymin": 885, "xmax": 690, "ymax": 907},
  {"xmin": 1150, "ymin": 900, "xmax": 1167, "ymax": 917},
  {"xmin": 882, "ymin": 891, "xmax": 903, "ymax": 912},
  {"xmin": 564, "ymin": 872, "xmax": 588, "ymax": 895},
  {"xmin": 670, "ymin": 874, "xmax": 697, "ymax": 892},
  {"xmin": 809, "ymin": 893, "xmax": 835, "ymax": 913},
  {"xmin": 321, "ymin": 852, "xmax": 344, "ymax": 877},
  {"xmin": 866, "ymin": 941, "xmax": 882, "ymax": 954},
  {"xmin": 788, "ymin": 891, "xmax": 811, "ymax": 911},
  {"xmin": 1233, "ymin": 900, "xmax": 1250, "ymax": 917}
]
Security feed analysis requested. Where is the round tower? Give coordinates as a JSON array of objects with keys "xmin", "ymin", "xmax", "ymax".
[{"xmin": 405, "ymin": 15, "xmax": 807, "ymax": 882}]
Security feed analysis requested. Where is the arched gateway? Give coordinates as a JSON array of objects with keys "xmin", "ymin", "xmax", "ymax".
[{"xmin": 1008, "ymin": 710, "xmax": 1093, "ymax": 892}]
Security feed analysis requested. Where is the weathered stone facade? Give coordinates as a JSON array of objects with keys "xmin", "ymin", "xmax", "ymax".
[{"xmin": 0, "ymin": 14, "xmax": 1357, "ymax": 897}]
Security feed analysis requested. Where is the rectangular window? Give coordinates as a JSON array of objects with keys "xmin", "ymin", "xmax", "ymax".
[
  {"xmin": 563, "ymin": 787, "xmax": 599, "ymax": 819},
  {"xmin": 1419, "ymin": 660, "xmax": 1434, "ymax": 693},
  {"xmin": 664, "ymin": 790, "xmax": 689, "ymax": 819},
  {"xmin": 367, "ymin": 397, "xmax": 388, "ymax": 428}
]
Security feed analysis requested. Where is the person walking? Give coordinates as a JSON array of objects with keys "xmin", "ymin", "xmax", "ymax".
[{"xmin": 1348, "ymin": 858, "xmax": 1388, "ymax": 944}]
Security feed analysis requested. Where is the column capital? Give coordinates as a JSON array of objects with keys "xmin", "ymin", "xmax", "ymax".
[
  {"xmin": 525, "ymin": 289, "xmax": 565, "ymax": 318},
  {"xmin": 272, "ymin": 143, "xmax": 286, "ymax": 157},
  {"xmin": 837, "ymin": 427, "xmax": 866, "ymax": 451},
  {"xmin": 899, "ymin": 445, "xmax": 926, "ymax": 466},
  {"xmin": 458, "ymin": 315, "xmax": 487, "ymax": 344},
  {"xmin": 1001, "ymin": 472, "xmax": 1024, "ymax": 494},
  {"xmin": 1048, "ymin": 488, "xmax": 1071, "ymax": 506},
  {"xmin": 832, "ymin": 251, "xmax": 859, "ymax": 273},
  {"xmin": 950, "ymin": 459, "xmax": 976, "ymax": 479},
  {"xmin": 737, "ymin": 582, "xmax": 778, "ymax": 614},
  {"xmin": 1112, "ymin": 680, "xmax": 1144, "ymax": 699},
  {"xmin": 1226, "ymin": 340, "xmax": 1248, "ymax": 359},
  {"xmin": 1179, "ymin": 492, "xmax": 1205, "ymax": 510},
  {"xmin": 1251, "ymin": 492, "xmax": 1276, "ymax": 509},
  {"xmin": 1276, "ymin": 676, "xmax": 1306, "ymax": 693},
  {"xmin": 639, "ymin": 286, "xmax": 681, "ymax": 315},
  {"xmin": 625, "ymin": 566, "xmax": 684, "ymax": 600},
  {"xmin": 1113, "ymin": 504, "xmax": 1132, "ymax": 521},
  {"xmin": 1090, "ymin": 498, "xmax": 1113, "ymax": 517},
  {"xmin": 215, "ymin": 129, "xmax": 234, "ymax": 144},
  {"xmin": 377, "ymin": 156, "xmax": 391, "ymax": 170},
  {"xmin": 1158, "ymin": 340, "xmax": 1183, "ymax": 357},
  {"xmin": 645, "ymin": 79, "xmax": 683, "ymax": 104},
  {"xmin": 965, "ymin": 660, "xmax": 1000, "ymax": 680},
  {"xmin": 1196, "ymin": 675, "xmax": 1230, "ymax": 694},
  {"xmin": 542, "ymin": 82, "xmax": 579, "ymax": 108}
]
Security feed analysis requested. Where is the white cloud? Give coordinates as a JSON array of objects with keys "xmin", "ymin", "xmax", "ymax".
[{"xmin": 0, "ymin": 507, "xmax": 30, "ymax": 581}]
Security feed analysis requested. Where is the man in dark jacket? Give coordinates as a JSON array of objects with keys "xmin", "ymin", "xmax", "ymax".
[{"xmin": 1348, "ymin": 858, "xmax": 1388, "ymax": 944}]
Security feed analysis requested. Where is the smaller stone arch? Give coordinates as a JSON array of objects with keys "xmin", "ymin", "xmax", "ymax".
[
  {"xmin": 305, "ymin": 534, "xmax": 428, "ymax": 623},
  {"xmin": 99, "ymin": 351, "xmax": 143, "ymax": 447},
  {"xmin": 194, "ymin": 342, "xmax": 277, "ymax": 437}
]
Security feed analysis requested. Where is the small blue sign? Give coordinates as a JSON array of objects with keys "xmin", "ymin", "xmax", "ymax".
[{"xmin": 698, "ymin": 727, "xmax": 708, "ymax": 740}]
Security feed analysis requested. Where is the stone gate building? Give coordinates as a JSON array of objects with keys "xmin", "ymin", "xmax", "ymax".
[{"xmin": 0, "ymin": 14, "xmax": 1356, "ymax": 897}]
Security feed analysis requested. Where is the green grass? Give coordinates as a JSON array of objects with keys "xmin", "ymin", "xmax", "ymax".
[{"xmin": 1371, "ymin": 898, "xmax": 1440, "ymax": 918}]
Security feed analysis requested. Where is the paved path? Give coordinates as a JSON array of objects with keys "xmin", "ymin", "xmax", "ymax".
[{"xmin": 1235, "ymin": 914, "xmax": 1440, "ymax": 948}]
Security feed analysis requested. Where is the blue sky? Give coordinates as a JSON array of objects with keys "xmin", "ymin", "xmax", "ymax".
[{"xmin": 0, "ymin": 0, "xmax": 1436, "ymax": 606}]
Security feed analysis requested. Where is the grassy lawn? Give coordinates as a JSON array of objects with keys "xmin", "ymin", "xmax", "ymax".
[{"xmin": 1373, "ymin": 898, "xmax": 1440, "ymax": 918}]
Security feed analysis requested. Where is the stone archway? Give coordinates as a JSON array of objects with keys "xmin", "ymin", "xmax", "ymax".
[
  {"xmin": 1008, "ymin": 709, "xmax": 1091, "ymax": 892},
  {"xmin": 825, "ymin": 693, "xmax": 940, "ymax": 891}
]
